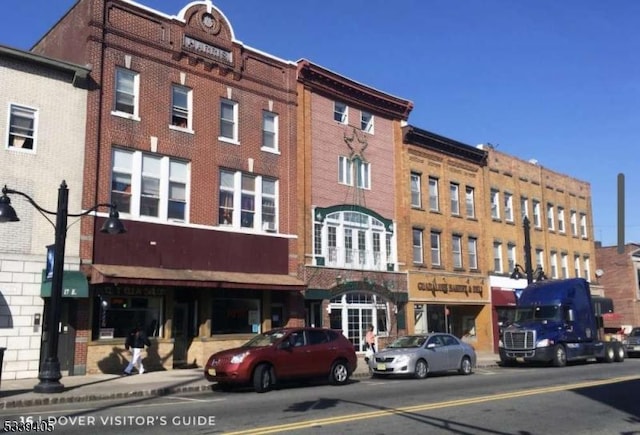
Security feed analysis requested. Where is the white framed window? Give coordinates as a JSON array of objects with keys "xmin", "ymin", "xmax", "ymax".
[
  {"xmin": 113, "ymin": 67, "xmax": 139, "ymax": 119},
  {"xmin": 338, "ymin": 156, "xmax": 354, "ymax": 186},
  {"xmin": 490, "ymin": 189, "xmax": 500, "ymax": 219},
  {"xmin": 465, "ymin": 186, "xmax": 475, "ymax": 218},
  {"xmin": 429, "ymin": 177, "xmax": 439, "ymax": 211},
  {"xmin": 219, "ymin": 99, "xmax": 238, "ymax": 143},
  {"xmin": 557, "ymin": 207, "xmax": 565, "ymax": 233},
  {"xmin": 468, "ymin": 237, "xmax": 478, "ymax": 270},
  {"xmin": 410, "ymin": 173, "xmax": 421, "ymax": 208},
  {"xmin": 7, "ymin": 104, "xmax": 37, "ymax": 151},
  {"xmin": 170, "ymin": 84, "xmax": 192, "ymax": 130},
  {"xmin": 262, "ymin": 111, "xmax": 278, "ymax": 152},
  {"xmin": 583, "ymin": 256, "xmax": 591, "ymax": 281},
  {"xmin": 533, "ymin": 200, "xmax": 542, "ymax": 228},
  {"xmin": 452, "ymin": 235, "xmax": 463, "ymax": 269},
  {"xmin": 504, "ymin": 192, "xmax": 513, "ymax": 222},
  {"xmin": 413, "ymin": 229, "xmax": 423, "ymax": 264},
  {"xmin": 574, "ymin": 255, "xmax": 581, "ymax": 277},
  {"xmin": 430, "ymin": 231, "xmax": 441, "ymax": 266},
  {"xmin": 493, "ymin": 241, "xmax": 503, "ymax": 273},
  {"xmin": 547, "ymin": 203, "xmax": 555, "ymax": 230},
  {"xmin": 356, "ymin": 159, "xmax": 371, "ymax": 189},
  {"xmin": 361, "ymin": 111, "xmax": 374, "ymax": 134},
  {"xmin": 507, "ymin": 243, "xmax": 516, "ymax": 273},
  {"xmin": 218, "ymin": 169, "xmax": 278, "ymax": 232},
  {"xmin": 580, "ymin": 213, "xmax": 588, "ymax": 238},
  {"xmin": 450, "ymin": 183, "xmax": 460, "ymax": 215},
  {"xmin": 570, "ymin": 210, "xmax": 578, "ymax": 236},
  {"xmin": 334, "ymin": 101, "xmax": 348, "ymax": 124},
  {"xmin": 550, "ymin": 251, "xmax": 558, "ymax": 278},
  {"xmin": 520, "ymin": 196, "xmax": 529, "ymax": 221},
  {"xmin": 535, "ymin": 249, "xmax": 544, "ymax": 270},
  {"xmin": 110, "ymin": 148, "xmax": 189, "ymax": 222},
  {"xmin": 561, "ymin": 253, "xmax": 568, "ymax": 278}
]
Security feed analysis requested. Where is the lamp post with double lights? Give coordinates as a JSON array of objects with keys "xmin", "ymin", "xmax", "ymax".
[{"xmin": 0, "ymin": 181, "xmax": 126, "ymax": 393}]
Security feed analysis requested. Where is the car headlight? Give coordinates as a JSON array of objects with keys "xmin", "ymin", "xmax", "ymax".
[
  {"xmin": 230, "ymin": 351, "xmax": 249, "ymax": 364},
  {"xmin": 536, "ymin": 339, "xmax": 555, "ymax": 348},
  {"xmin": 498, "ymin": 339, "xmax": 504, "ymax": 347},
  {"xmin": 395, "ymin": 355, "xmax": 411, "ymax": 364}
]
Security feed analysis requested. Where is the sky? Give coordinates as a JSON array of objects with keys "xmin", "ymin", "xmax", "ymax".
[{"xmin": 1, "ymin": 0, "xmax": 638, "ymax": 247}]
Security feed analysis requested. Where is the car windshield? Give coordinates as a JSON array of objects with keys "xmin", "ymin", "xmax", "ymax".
[
  {"xmin": 387, "ymin": 336, "xmax": 427, "ymax": 348},
  {"xmin": 243, "ymin": 330, "xmax": 288, "ymax": 347},
  {"xmin": 514, "ymin": 305, "xmax": 561, "ymax": 322},
  {"xmin": 630, "ymin": 329, "xmax": 640, "ymax": 337}
]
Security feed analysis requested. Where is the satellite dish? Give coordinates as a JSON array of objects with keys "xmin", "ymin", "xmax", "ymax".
[{"xmin": 595, "ymin": 269, "xmax": 604, "ymax": 278}]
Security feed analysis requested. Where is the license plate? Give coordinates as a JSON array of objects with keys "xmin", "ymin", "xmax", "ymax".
[
  {"xmin": 376, "ymin": 363, "xmax": 386, "ymax": 371},
  {"xmin": 207, "ymin": 368, "xmax": 216, "ymax": 376},
  {"xmin": 633, "ymin": 345, "xmax": 640, "ymax": 351}
]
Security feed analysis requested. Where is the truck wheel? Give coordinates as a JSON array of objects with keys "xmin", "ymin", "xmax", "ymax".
[
  {"xmin": 552, "ymin": 345, "xmax": 567, "ymax": 367},
  {"xmin": 614, "ymin": 342, "xmax": 625, "ymax": 362},
  {"xmin": 604, "ymin": 343, "xmax": 615, "ymax": 363}
]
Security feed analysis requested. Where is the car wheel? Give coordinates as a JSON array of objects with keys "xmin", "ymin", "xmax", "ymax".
[
  {"xmin": 614, "ymin": 342, "xmax": 625, "ymax": 362},
  {"xmin": 458, "ymin": 356, "xmax": 473, "ymax": 375},
  {"xmin": 253, "ymin": 364, "xmax": 272, "ymax": 393},
  {"xmin": 552, "ymin": 344, "xmax": 567, "ymax": 367},
  {"xmin": 414, "ymin": 359, "xmax": 428, "ymax": 379},
  {"xmin": 329, "ymin": 360, "xmax": 350, "ymax": 385}
]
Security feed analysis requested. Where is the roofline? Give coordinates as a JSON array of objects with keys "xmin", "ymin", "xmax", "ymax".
[
  {"xmin": 403, "ymin": 125, "xmax": 488, "ymax": 165},
  {"xmin": 297, "ymin": 58, "xmax": 413, "ymax": 120},
  {"xmin": 0, "ymin": 44, "xmax": 91, "ymax": 85}
]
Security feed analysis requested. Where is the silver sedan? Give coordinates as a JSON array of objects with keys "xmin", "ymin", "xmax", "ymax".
[{"xmin": 371, "ymin": 333, "xmax": 476, "ymax": 379}]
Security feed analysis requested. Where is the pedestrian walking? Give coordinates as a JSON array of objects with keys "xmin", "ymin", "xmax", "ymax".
[{"xmin": 123, "ymin": 326, "xmax": 151, "ymax": 375}]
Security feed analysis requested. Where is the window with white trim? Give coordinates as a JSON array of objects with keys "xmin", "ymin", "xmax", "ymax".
[
  {"xmin": 561, "ymin": 253, "xmax": 568, "ymax": 278},
  {"xmin": 219, "ymin": 99, "xmax": 238, "ymax": 142},
  {"xmin": 533, "ymin": 200, "xmax": 542, "ymax": 228},
  {"xmin": 580, "ymin": 213, "xmax": 588, "ymax": 238},
  {"xmin": 170, "ymin": 84, "xmax": 192, "ymax": 130},
  {"xmin": 218, "ymin": 169, "xmax": 278, "ymax": 231},
  {"xmin": 339, "ymin": 156, "xmax": 370, "ymax": 189},
  {"xmin": 490, "ymin": 189, "xmax": 500, "ymax": 219},
  {"xmin": 547, "ymin": 203, "xmax": 555, "ymax": 230},
  {"xmin": 334, "ymin": 101, "xmax": 347, "ymax": 124},
  {"xmin": 465, "ymin": 186, "xmax": 475, "ymax": 218},
  {"xmin": 338, "ymin": 156, "xmax": 354, "ymax": 186},
  {"xmin": 430, "ymin": 231, "xmax": 441, "ymax": 266},
  {"xmin": 468, "ymin": 237, "xmax": 478, "ymax": 270},
  {"xmin": 550, "ymin": 251, "xmax": 558, "ymax": 278},
  {"xmin": 428, "ymin": 177, "xmax": 439, "ymax": 211},
  {"xmin": 361, "ymin": 111, "xmax": 374, "ymax": 134},
  {"xmin": 110, "ymin": 148, "xmax": 189, "ymax": 222},
  {"xmin": 450, "ymin": 183, "xmax": 460, "ymax": 216},
  {"xmin": 452, "ymin": 235, "xmax": 463, "ymax": 269},
  {"xmin": 410, "ymin": 173, "xmax": 421, "ymax": 208},
  {"xmin": 356, "ymin": 158, "xmax": 370, "ymax": 189},
  {"xmin": 493, "ymin": 241, "xmax": 503, "ymax": 273},
  {"xmin": 262, "ymin": 111, "xmax": 278, "ymax": 151},
  {"xmin": 570, "ymin": 210, "xmax": 578, "ymax": 236},
  {"xmin": 520, "ymin": 196, "xmax": 529, "ymax": 221},
  {"xmin": 114, "ymin": 68, "xmax": 139, "ymax": 117},
  {"xmin": 535, "ymin": 249, "xmax": 544, "ymax": 270},
  {"xmin": 504, "ymin": 192, "xmax": 513, "ymax": 222},
  {"xmin": 507, "ymin": 243, "xmax": 516, "ymax": 273},
  {"xmin": 583, "ymin": 256, "xmax": 591, "ymax": 281},
  {"xmin": 7, "ymin": 104, "xmax": 36, "ymax": 150},
  {"xmin": 574, "ymin": 255, "xmax": 581, "ymax": 277},
  {"xmin": 413, "ymin": 229, "xmax": 423, "ymax": 264},
  {"xmin": 557, "ymin": 207, "xmax": 565, "ymax": 233}
]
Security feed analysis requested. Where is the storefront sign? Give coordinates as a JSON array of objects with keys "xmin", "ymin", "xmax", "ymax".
[
  {"xmin": 183, "ymin": 36, "xmax": 232, "ymax": 63},
  {"xmin": 417, "ymin": 281, "xmax": 483, "ymax": 297},
  {"xmin": 100, "ymin": 286, "xmax": 166, "ymax": 297}
]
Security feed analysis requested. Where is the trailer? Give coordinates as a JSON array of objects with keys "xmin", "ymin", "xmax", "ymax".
[{"xmin": 499, "ymin": 278, "xmax": 625, "ymax": 366}]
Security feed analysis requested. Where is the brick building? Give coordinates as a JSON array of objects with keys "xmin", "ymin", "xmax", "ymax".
[
  {"xmin": 0, "ymin": 45, "xmax": 89, "ymax": 379},
  {"xmin": 31, "ymin": 0, "xmax": 303, "ymax": 374},
  {"xmin": 398, "ymin": 126, "xmax": 492, "ymax": 352},
  {"xmin": 296, "ymin": 59, "xmax": 413, "ymax": 351},
  {"xmin": 482, "ymin": 146, "xmax": 598, "ymax": 352},
  {"xmin": 595, "ymin": 243, "xmax": 640, "ymax": 329}
]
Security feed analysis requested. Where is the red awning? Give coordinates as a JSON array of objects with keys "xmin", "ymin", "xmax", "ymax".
[{"xmin": 491, "ymin": 288, "xmax": 517, "ymax": 306}]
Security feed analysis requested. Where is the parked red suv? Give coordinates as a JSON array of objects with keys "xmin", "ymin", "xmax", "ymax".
[{"xmin": 204, "ymin": 327, "xmax": 357, "ymax": 392}]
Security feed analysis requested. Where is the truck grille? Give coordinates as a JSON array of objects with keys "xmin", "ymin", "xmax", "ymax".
[{"xmin": 504, "ymin": 330, "xmax": 535, "ymax": 350}]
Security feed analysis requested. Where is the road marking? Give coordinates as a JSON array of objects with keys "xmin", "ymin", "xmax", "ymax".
[
  {"xmin": 165, "ymin": 396, "xmax": 209, "ymax": 402},
  {"xmin": 224, "ymin": 374, "xmax": 640, "ymax": 435}
]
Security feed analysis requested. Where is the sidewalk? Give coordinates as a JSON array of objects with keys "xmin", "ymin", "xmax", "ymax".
[{"xmin": 0, "ymin": 353, "xmax": 500, "ymax": 410}]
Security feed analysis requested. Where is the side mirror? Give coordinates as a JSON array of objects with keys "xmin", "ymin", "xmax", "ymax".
[
  {"xmin": 426, "ymin": 343, "xmax": 436, "ymax": 349},
  {"xmin": 566, "ymin": 308, "xmax": 575, "ymax": 323}
]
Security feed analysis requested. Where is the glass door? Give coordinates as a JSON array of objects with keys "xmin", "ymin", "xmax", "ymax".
[{"xmin": 347, "ymin": 308, "xmax": 373, "ymax": 351}]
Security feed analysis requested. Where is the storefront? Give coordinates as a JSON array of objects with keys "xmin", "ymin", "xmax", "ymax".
[{"xmin": 407, "ymin": 271, "xmax": 493, "ymax": 352}]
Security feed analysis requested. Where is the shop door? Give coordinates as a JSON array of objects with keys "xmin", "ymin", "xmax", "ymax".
[
  {"xmin": 347, "ymin": 308, "xmax": 373, "ymax": 351},
  {"xmin": 40, "ymin": 299, "xmax": 76, "ymax": 375},
  {"xmin": 172, "ymin": 303, "xmax": 189, "ymax": 367}
]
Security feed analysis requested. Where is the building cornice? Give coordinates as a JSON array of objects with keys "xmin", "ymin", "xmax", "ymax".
[{"xmin": 403, "ymin": 125, "xmax": 488, "ymax": 166}]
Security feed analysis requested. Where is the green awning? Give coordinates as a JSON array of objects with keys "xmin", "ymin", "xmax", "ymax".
[
  {"xmin": 305, "ymin": 289, "xmax": 332, "ymax": 300},
  {"xmin": 393, "ymin": 291, "xmax": 408, "ymax": 303},
  {"xmin": 40, "ymin": 270, "xmax": 89, "ymax": 298}
]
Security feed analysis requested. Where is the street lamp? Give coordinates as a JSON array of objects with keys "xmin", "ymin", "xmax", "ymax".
[
  {"xmin": 0, "ymin": 180, "xmax": 125, "ymax": 393},
  {"xmin": 510, "ymin": 216, "xmax": 548, "ymax": 285}
]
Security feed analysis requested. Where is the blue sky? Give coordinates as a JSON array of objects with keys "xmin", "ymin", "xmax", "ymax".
[{"xmin": 1, "ymin": 0, "xmax": 638, "ymax": 247}]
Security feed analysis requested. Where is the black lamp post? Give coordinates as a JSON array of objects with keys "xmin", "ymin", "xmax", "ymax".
[
  {"xmin": 510, "ymin": 216, "xmax": 534, "ymax": 284},
  {"xmin": 0, "ymin": 181, "xmax": 125, "ymax": 393}
]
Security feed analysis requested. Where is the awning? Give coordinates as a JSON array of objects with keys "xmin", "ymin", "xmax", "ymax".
[
  {"xmin": 491, "ymin": 288, "xmax": 517, "ymax": 306},
  {"xmin": 87, "ymin": 264, "xmax": 306, "ymax": 291},
  {"xmin": 41, "ymin": 270, "xmax": 89, "ymax": 298},
  {"xmin": 305, "ymin": 289, "xmax": 331, "ymax": 300}
]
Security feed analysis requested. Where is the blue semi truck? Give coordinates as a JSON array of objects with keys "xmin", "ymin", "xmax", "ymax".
[{"xmin": 499, "ymin": 278, "xmax": 625, "ymax": 366}]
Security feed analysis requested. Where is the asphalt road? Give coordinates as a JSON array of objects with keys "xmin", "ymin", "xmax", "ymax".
[{"xmin": 3, "ymin": 359, "xmax": 640, "ymax": 434}]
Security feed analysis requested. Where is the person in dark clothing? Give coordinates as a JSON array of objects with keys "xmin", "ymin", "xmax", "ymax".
[{"xmin": 123, "ymin": 326, "xmax": 151, "ymax": 375}]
